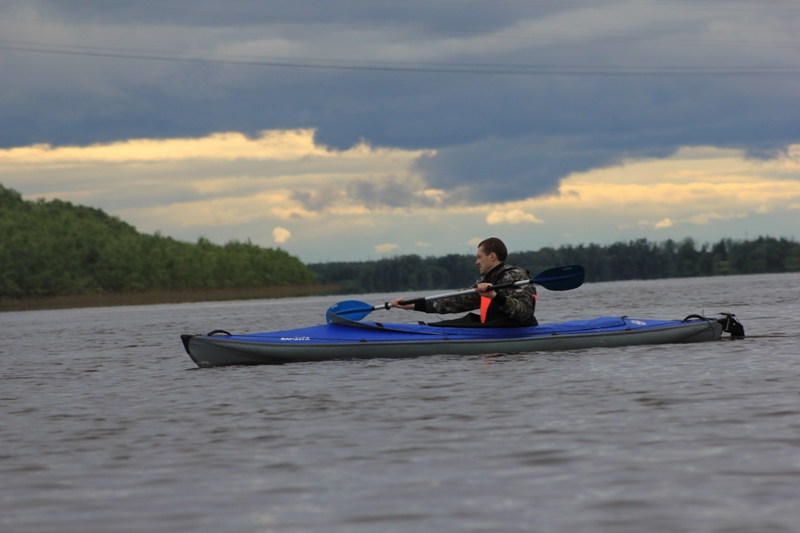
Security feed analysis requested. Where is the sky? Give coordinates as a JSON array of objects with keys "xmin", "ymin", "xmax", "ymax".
[{"xmin": 1, "ymin": 0, "xmax": 799, "ymax": 263}]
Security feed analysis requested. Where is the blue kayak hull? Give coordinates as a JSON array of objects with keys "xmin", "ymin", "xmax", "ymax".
[{"xmin": 181, "ymin": 314, "xmax": 737, "ymax": 367}]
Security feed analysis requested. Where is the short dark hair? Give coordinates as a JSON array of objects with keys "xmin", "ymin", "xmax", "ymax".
[{"xmin": 478, "ymin": 237, "xmax": 507, "ymax": 261}]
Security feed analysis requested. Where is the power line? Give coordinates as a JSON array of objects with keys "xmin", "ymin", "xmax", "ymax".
[{"xmin": 2, "ymin": 40, "xmax": 799, "ymax": 76}]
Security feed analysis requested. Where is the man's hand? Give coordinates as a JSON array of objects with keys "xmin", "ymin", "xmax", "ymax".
[
  {"xmin": 390, "ymin": 297, "xmax": 415, "ymax": 310},
  {"xmin": 475, "ymin": 282, "xmax": 496, "ymax": 299}
]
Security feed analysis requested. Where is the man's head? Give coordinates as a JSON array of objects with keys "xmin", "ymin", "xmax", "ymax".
[{"xmin": 475, "ymin": 237, "xmax": 507, "ymax": 275}]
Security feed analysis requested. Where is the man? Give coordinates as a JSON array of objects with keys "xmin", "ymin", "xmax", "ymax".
[{"xmin": 390, "ymin": 237, "xmax": 537, "ymax": 327}]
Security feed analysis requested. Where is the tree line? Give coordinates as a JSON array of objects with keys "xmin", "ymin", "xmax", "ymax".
[
  {"xmin": 310, "ymin": 236, "xmax": 800, "ymax": 294},
  {"xmin": 0, "ymin": 184, "xmax": 315, "ymax": 299},
  {"xmin": 4, "ymin": 183, "xmax": 798, "ymax": 300}
]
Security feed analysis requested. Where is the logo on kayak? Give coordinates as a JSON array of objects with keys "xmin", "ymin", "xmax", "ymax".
[
  {"xmin": 281, "ymin": 336, "xmax": 311, "ymax": 341},
  {"xmin": 630, "ymin": 320, "xmax": 647, "ymax": 325}
]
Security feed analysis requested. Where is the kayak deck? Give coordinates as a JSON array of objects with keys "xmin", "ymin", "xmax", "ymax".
[{"xmin": 181, "ymin": 313, "xmax": 744, "ymax": 367}]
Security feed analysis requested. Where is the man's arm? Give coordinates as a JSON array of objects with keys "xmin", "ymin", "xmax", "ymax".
[
  {"xmin": 389, "ymin": 291, "xmax": 480, "ymax": 314},
  {"xmin": 491, "ymin": 269, "xmax": 536, "ymax": 321}
]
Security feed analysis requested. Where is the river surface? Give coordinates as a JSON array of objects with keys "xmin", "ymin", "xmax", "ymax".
[{"xmin": 1, "ymin": 273, "xmax": 799, "ymax": 533}]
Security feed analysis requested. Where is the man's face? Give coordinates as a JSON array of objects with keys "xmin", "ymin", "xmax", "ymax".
[{"xmin": 475, "ymin": 247, "xmax": 498, "ymax": 275}]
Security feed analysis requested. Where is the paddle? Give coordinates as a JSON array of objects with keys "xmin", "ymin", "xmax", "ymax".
[{"xmin": 326, "ymin": 264, "xmax": 584, "ymax": 323}]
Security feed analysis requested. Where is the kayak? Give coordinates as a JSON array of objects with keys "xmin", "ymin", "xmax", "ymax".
[{"xmin": 180, "ymin": 312, "xmax": 744, "ymax": 367}]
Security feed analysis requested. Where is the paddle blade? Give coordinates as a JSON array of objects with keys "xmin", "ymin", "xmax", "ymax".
[
  {"xmin": 533, "ymin": 264, "xmax": 585, "ymax": 291},
  {"xmin": 326, "ymin": 300, "xmax": 375, "ymax": 323}
]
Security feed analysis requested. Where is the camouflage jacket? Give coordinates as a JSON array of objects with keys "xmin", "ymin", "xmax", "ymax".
[{"xmin": 421, "ymin": 263, "xmax": 536, "ymax": 323}]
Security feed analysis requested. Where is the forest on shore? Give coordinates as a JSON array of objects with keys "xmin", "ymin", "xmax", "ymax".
[
  {"xmin": 0, "ymin": 184, "xmax": 316, "ymax": 300},
  {"xmin": 309, "ymin": 236, "xmax": 800, "ymax": 294},
  {"xmin": 3, "ymin": 183, "xmax": 799, "ymax": 304}
]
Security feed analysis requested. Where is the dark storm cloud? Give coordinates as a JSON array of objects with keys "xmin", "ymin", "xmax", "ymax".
[
  {"xmin": 2, "ymin": 0, "xmax": 799, "ymax": 203},
  {"xmin": 291, "ymin": 178, "xmax": 438, "ymax": 211},
  {"xmin": 345, "ymin": 179, "xmax": 437, "ymax": 209},
  {"xmin": 27, "ymin": 0, "xmax": 554, "ymax": 32},
  {"xmin": 290, "ymin": 188, "xmax": 339, "ymax": 212},
  {"xmin": 414, "ymin": 135, "xmax": 612, "ymax": 203}
]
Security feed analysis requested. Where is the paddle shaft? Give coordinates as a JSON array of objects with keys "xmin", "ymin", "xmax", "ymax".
[
  {"xmin": 395, "ymin": 279, "xmax": 530, "ymax": 308},
  {"xmin": 325, "ymin": 264, "xmax": 583, "ymax": 323}
]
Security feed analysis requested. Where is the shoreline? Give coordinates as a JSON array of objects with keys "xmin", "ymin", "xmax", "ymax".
[{"xmin": 0, "ymin": 284, "xmax": 344, "ymax": 313}]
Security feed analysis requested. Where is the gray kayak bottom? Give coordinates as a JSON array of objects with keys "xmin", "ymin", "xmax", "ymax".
[{"xmin": 181, "ymin": 313, "xmax": 744, "ymax": 367}]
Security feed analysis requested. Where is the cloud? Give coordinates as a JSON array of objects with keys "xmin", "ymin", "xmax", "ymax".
[
  {"xmin": 374, "ymin": 243, "xmax": 399, "ymax": 254},
  {"xmin": 414, "ymin": 135, "xmax": 620, "ymax": 204},
  {"xmin": 290, "ymin": 177, "xmax": 446, "ymax": 213},
  {"xmin": 345, "ymin": 179, "xmax": 438, "ymax": 209},
  {"xmin": 636, "ymin": 218, "xmax": 674, "ymax": 230},
  {"xmin": 0, "ymin": 129, "xmax": 327, "ymax": 163},
  {"xmin": 553, "ymin": 147, "xmax": 799, "ymax": 198},
  {"xmin": 2, "ymin": 0, "xmax": 798, "ymax": 211},
  {"xmin": 654, "ymin": 218, "xmax": 674, "ymax": 229},
  {"xmin": 2, "ymin": 125, "xmax": 799, "ymax": 262},
  {"xmin": 0, "ymin": 128, "xmax": 430, "ymax": 211},
  {"xmin": 486, "ymin": 209, "xmax": 543, "ymax": 225},
  {"xmin": 290, "ymin": 187, "xmax": 343, "ymax": 212},
  {"xmin": 272, "ymin": 227, "xmax": 291, "ymax": 243},
  {"xmin": 687, "ymin": 212, "xmax": 747, "ymax": 225}
]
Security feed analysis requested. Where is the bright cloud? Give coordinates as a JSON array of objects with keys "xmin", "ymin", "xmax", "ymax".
[
  {"xmin": 507, "ymin": 145, "xmax": 800, "ymax": 229},
  {"xmin": 0, "ymin": 130, "xmax": 330, "ymax": 164},
  {"xmin": 272, "ymin": 227, "xmax": 292, "ymax": 244},
  {"xmin": 486, "ymin": 209, "xmax": 544, "ymax": 225},
  {"xmin": 687, "ymin": 212, "xmax": 747, "ymax": 225},
  {"xmin": 0, "ymin": 127, "xmax": 432, "ymax": 222},
  {"xmin": 655, "ymin": 218, "xmax": 674, "ymax": 229},
  {"xmin": 374, "ymin": 243, "xmax": 400, "ymax": 254}
]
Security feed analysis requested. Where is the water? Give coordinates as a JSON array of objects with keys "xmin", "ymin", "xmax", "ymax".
[{"xmin": 1, "ymin": 273, "xmax": 799, "ymax": 533}]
